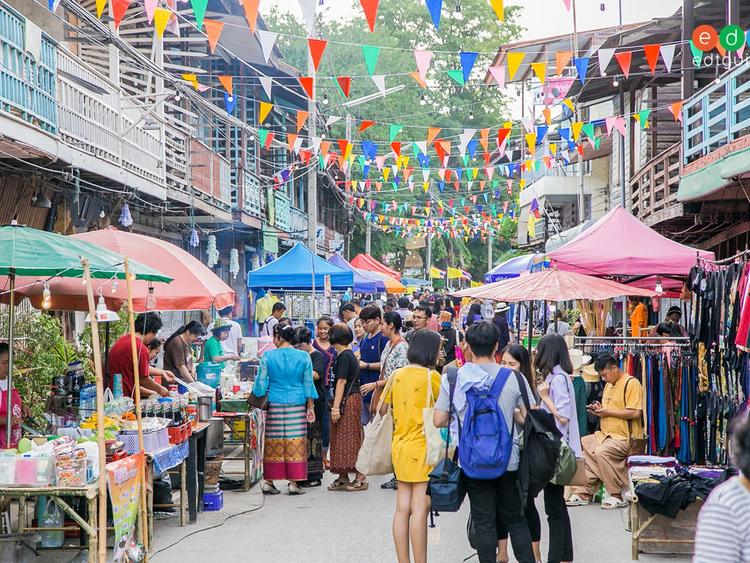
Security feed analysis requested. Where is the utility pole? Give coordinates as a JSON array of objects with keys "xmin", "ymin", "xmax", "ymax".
[
  {"xmin": 487, "ymin": 233, "xmax": 493, "ymax": 272},
  {"xmin": 306, "ymin": 2, "xmax": 318, "ymax": 255},
  {"xmin": 572, "ymin": 0, "xmax": 586, "ymax": 223},
  {"xmin": 425, "ymin": 233, "xmax": 432, "ymax": 285},
  {"xmin": 618, "ymin": 0, "xmax": 627, "ymax": 208}
]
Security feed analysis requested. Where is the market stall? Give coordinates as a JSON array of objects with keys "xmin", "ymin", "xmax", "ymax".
[
  {"xmin": 350, "ymin": 253, "xmax": 402, "ymax": 280},
  {"xmin": 328, "ymin": 253, "xmax": 393, "ymax": 294}
]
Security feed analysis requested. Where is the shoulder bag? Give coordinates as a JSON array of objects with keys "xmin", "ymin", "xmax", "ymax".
[
  {"xmin": 355, "ymin": 376, "xmax": 394, "ymax": 476},
  {"xmin": 370, "ymin": 338, "xmax": 403, "ymax": 415},
  {"xmin": 549, "ymin": 373, "xmax": 580, "ymax": 486}
]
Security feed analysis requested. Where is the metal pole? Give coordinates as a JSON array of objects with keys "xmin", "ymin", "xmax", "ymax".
[
  {"xmin": 572, "ymin": 0, "xmax": 586, "ymax": 223},
  {"xmin": 425, "ymin": 233, "xmax": 433, "ymax": 284},
  {"xmin": 6, "ymin": 273, "xmax": 14, "ymax": 447},
  {"xmin": 365, "ymin": 219, "xmax": 372, "ymax": 255},
  {"xmin": 527, "ymin": 300, "xmax": 534, "ymax": 355},
  {"xmin": 488, "ymin": 233, "xmax": 493, "ymax": 272},
  {"xmin": 618, "ymin": 0, "xmax": 627, "ymax": 208},
  {"xmin": 306, "ymin": 3, "xmax": 318, "ymax": 254}
]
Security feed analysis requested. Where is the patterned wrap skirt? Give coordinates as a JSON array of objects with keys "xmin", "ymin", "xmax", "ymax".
[
  {"xmin": 330, "ymin": 393, "xmax": 363, "ymax": 474},
  {"xmin": 263, "ymin": 403, "xmax": 308, "ymax": 481}
]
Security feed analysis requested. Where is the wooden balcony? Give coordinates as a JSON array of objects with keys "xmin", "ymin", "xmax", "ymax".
[
  {"xmin": 630, "ymin": 142, "xmax": 682, "ymax": 227},
  {"xmin": 190, "ymin": 139, "xmax": 231, "ymax": 208}
]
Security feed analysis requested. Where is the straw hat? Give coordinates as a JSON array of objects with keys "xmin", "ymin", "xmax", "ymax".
[
  {"xmin": 568, "ymin": 349, "xmax": 591, "ymax": 373},
  {"xmin": 582, "ymin": 363, "xmax": 601, "ymax": 383},
  {"xmin": 495, "ymin": 302, "xmax": 510, "ymax": 314}
]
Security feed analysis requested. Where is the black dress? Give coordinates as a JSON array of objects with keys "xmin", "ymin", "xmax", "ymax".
[{"xmin": 307, "ymin": 350, "xmax": 327, "ymax": 482}]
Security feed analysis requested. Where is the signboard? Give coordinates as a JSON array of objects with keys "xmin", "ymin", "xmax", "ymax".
[{"xmin": 106, "ymin": 452, "xmax": 145, "ymax": 562}]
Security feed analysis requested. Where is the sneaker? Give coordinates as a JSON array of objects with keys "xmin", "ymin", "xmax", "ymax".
[
  {"xmin": 288, "ymin": 482, "xmax": 306, "ymax": 495},
  {"xmin": 261, "ymin": 482, "xmax": 281, "ymax": 495},
  {"xmin": 380, "ymin": 477, "xmax": 398, "ymax": 490}
]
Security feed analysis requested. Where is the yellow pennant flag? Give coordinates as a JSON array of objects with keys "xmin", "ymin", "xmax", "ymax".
[
  {"xmin": 423, "ymin": 182, "xmax": 429, "ymax": 192},
  {"xmin": 383, "ymin": 167, "xmax": 391, "ymax": 182},
  {"xmin": 182, "ymin": 73, "xmax": 200, "ymax": 90},
  {"xmin": 489, "ymin": 0, "xmax": 504, "ymax": 20},
  {"xmin": 571, "ymin": 121, "xmax": 584, "ymax": 141},
  {"xmin": 153, "ymin": 8, "xmax": 171, "ymax": 38},
  {"xmin": 527, "ymin": 214, "xmax": 537, "ymax": 238},
  {"xmin": 562, "ymin": 98, "xmax": 575, "ymax": 112},
  {"xmin": 549, "ymin": 142, "xmax": 557, "ymax": 155},
  {"xmin": 503, "ymin": 121, "xmax": 513, "ymax": 130},
  {"xmin": 519, "ymin": 179, "xmax": 527, "ymax": 190},
  {"xmin": 96, "ymin": 0, "xmax": 107, "ymax": 18},
  {"xmin": 507, "ymin": 52, "xmax": 525, "ymax": 81},
  {"xmin": 530, "ymin": 62, "xmax": 547, "ymax": 84},
  {"xmin": 396, "ymin": 155, "xmax": 404, "ymax": 170},
  {"xmin": 525, "ymin": 133, "xmax": 536, "ymax": 155},
  {"xmin": 258, "ymin": 101, "xmax": 273, "ymax": 124}
]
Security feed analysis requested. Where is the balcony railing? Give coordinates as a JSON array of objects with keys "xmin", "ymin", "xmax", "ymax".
[
  {"xmin": 190, "ymin": 139, "xmax": 231, "ymax": 206},
  {"xmin": 0, "ymin": 2, "xmax": 57, "ymax": 133},
  {"xmin": 630, "ymin": 142, "xmax": 682, "ymax": 226},
  {"xmin": 273, "ymin": 191, "xmax": 291, "ymax": 232},
  {"xmin": 242, "ymin": 169, "xmax": 263, "ymax": 217},
  {"xmin": 290, "ymin": 206, "xmax": 308, "ymax": 238},
  {"xmin": 684, "ymin": 58, "xmax": 750, "ymax": 164}
]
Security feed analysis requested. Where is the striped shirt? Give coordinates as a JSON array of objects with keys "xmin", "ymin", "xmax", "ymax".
[{"xmin": 694, "ymin": 477, "xmax": 750, "ymax": 563}]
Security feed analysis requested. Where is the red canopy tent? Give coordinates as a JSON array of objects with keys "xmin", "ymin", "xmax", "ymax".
[{"xmin": 350, "ymin": 253, "xmax": 402, "ymax": 280}]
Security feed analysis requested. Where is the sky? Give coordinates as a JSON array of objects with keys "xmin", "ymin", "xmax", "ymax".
[{"xmin": 260, "ymin": 0, "xmax": 683, "ymax": 42}]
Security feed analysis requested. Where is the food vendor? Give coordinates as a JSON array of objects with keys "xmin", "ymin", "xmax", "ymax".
[
  {"xmin": 202, "ymin": 319, "xmax": 240, "ymax": 368},
  {"xmin": 107, "ymin": 312, "xmax": 169, "ymax": 398},
  {"xmin": 0, "ymin": 342, "xmax": 26, "ymax": 448}
]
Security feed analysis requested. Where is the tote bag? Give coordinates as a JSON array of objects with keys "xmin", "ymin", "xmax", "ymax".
[
  {"xmin": 423, "ymin": 368, "xmax": 444, "ymax": 466},
  {"xmin": 356, "ymin": 377, "xmax": 394, "ymax": 476}
]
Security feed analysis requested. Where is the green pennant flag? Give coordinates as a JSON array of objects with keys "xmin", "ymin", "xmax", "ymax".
[
  {"xmin": 362, "ymin": 45, "xmax": 380, "ymax": 76},
  {"xmin": 639, "ymin": 108, "xmax": 652, "ymax": 129},
  {"xmin": 412, "ymin": 144, "xmax": 421, "ymax": 159},
  {"xmin": 357, "ymin": 155, "xmax": 366, "ymax": 169},
  {"xmin": 492, "ymin": 179, "xmax": 499, "ymax": 189},
  {"xmin": 393, "ymin": 182, "xmax": 398, "ymax": 192},
  {"xmin": 389, "ymin": 123, "xmax": 403, "ymax": 142},
  {"xmin": 581, "ymin": 122, "xmax": 595, "ymax": 139},
  {"xmin": 594, "ymin": 137, "xmax": 602, "ymax": 150},
  {"xmin": 318, "ymin": 154, "xmax": 325, "ymax": 170},
  {"xmin": 689, "ymin": 41, "xmax": 703, "ymax": 68},
  {"xmin": 190, "ymin": 0, "xmax": 209, "ymax": 30},
  {"xmin": 462, "ymin": 154, "xmax": 470, "ymax": 167},
  {"xmin": 447, "ymin": 69, "xmax": 465, "ymax": 85},
  {"xmin": 258, "ymin": 127, "xmax": 269, "ymax": 146}
]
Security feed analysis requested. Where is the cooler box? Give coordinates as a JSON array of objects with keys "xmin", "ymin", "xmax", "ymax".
[{"xmin": 197, "ymin": 363, "xmax": 222, "ymax": 388}]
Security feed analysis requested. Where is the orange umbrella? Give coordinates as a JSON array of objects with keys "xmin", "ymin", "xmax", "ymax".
[{"xmin": 15, "ymin": 228, "xmax": 235, "ymax": 311}]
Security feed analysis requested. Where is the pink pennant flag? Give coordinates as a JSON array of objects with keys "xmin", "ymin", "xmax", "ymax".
[
  {"xmin": 605, "ymin": 116, "xmax": 617, "ymax": 136},
  {"xmin": 144, "ymin": 0, "xmax": 158, "ymax": 23},
  {"xmin": 375, "ymin": 155, "xmax": 386, "ymax": 171},
  {"xmin": 414, "ymin": 49, "xmax": 433, "ymax": 82},
  {"xmin": 489, "ymin": 66, "xmax": 506, "ymax": 88},
  {"xmin": 562, "ymin": 0, "xmax": 571, "ymax": 10},
  {"xmin": 613, "ymin": 116, "xmax": 627, "ymax": 137}
]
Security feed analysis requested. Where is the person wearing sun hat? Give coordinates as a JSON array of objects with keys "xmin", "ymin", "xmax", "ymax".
[
  {"xmin": 493, "ymin": 302, "xmax": 511, "ymax": 359},
  {"xmin": 202, "ymin": 318, "xmax": 241, "ymax": 368}
]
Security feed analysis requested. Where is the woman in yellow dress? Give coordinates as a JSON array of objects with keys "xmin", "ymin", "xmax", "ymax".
[{"xmin": 384, "ymin": 329, "xmax": 442, "ymax": 563}]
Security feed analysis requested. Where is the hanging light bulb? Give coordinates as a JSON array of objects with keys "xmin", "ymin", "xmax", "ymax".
[
  {"xmin": 469, "ymin": 111, "xmax": 475, "ymax": 120},
  {"xmin": 41, "ymin": 281, "xmax": 51, "ymax": 310},
  {"xmin": 146, "ymin": 284, "xmax": 157, "ymax": 310},
  {"xmin": 612, "ymin": 77, "xmax": 619, "ymax": 87},
  {"xmin": 655, "ymin": 277, "xmax": 664, "ymax": 295},
  {"xmin": 323, "ymin": 93, "xmax": 329, "ymax": 105},
  {"xmin": 111, "ymin": 279, "xmax": 119, "ymax": 294},
  {"xmin": 420, "ymin": 93, "xmax": 426, "ymax": 106},
  {"xmin": 99, "ymin": 208, "xmax": 106, "ymax": 219}
]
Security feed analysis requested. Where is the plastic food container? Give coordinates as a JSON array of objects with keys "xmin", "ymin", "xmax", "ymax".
[
  {"xmin": 15, "ymin": 457, "xmax": 37, "ymax": 486},
  {"xmin": 0, "ymin": 456, "xmax": 15, "ymax": 485},
  {"xmin": 55, "ymin": 458, "xmax": 87, "ymax": 487}
]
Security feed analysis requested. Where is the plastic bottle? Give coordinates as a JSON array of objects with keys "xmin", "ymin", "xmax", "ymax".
[{"xmin": 112, "ymin": 373, "xmax": 123, "ymax": 399}]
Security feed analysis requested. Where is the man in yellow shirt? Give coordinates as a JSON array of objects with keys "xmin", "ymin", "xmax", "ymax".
[
  {"xmin": 567, "ymin": 354, "xmax": 643, "ymax": 510},
  {"xmin": 254, "ymin": 289, "xmax": 278, "ymax": 334}
]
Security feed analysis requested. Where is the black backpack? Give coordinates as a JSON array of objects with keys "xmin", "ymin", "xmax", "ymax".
[{"xmin": 515, "ymin": 372, "xmax": 562, "ymax": 508}]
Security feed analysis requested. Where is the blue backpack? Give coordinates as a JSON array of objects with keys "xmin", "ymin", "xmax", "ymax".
[{"xmin": 459, "ymin": 368, "xmax": 513, "ymax": 479}]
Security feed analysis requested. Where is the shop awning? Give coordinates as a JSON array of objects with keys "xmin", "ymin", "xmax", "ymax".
[
  {"xmin": 248, "ymin": 242, "xmax": 354, "ymax": 290},
  {"xmin": 677, "ymin": 147, "xmax": 750, "ymax": 202},
  {"xmin": 350, "ymin": 253, "xmax": 401, "ymax": 280}
]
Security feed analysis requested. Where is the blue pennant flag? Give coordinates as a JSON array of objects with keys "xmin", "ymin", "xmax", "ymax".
[
  {"xmin": 363, "ymin": 164, "xmax": 370, "ymax": 177},
  {"xmin": 467, "ymin": 139, "xmax": 478, "ymax": 159},
  {"xmin": 439, "ymin": 181, "xmax": 445, "ymax": 192},
  {"xmin": 361, "ymin": 140, "xmax": 377, "ymax": 160},
  {"xmin": 460, "ymin": 51, "xmax": 479, "ymax": 83},
  {"xmin": 559, "ymin": 127, "xmax": 570, "ymax": 142},
  {"xmin": 418, "ymin": 153, "xmax": 430, "ymax": 168},
  {"xmin": 425, "ymin": 0, "xmax": 443, "ymax": 30},
  {"xmin": 507, "ymin": 163, "xmax": 518, "ymax": 177},
  {"xmin": 455, "ymin": 168, "xmax": 463, "ymax": 181},
  {"xmin": 573, "ymin": 57, "xmax": 590, "ymax": 85},
  {"xmin": 224, "ymin": 93, "xmax": 237, "ymax": 114},
  {"xmin": 536, "ymin": 126, "xmax": 548, "ymax": 143}
]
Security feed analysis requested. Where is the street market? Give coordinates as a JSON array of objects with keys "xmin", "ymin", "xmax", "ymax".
[{"xmin": 2, "ymin": 0, "xmax": 750, "ymax": 562}]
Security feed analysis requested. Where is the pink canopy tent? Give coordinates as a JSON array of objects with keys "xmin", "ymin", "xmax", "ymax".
[
  {"xmin": 548, "ymin": 206, "xmax": 714, "ymax": 278},
  {"xmin": 350, "ymin": 253, "xmax": 402, "ymax": 280}
]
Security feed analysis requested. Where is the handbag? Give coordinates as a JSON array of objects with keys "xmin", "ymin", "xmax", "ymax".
[
  {"xmin": 370, "ymin": 338, "xmax": 404, "ymax": 415},
  {"xmin": 427, "ymin": 367, "xmax": 465, "ymax": 513},
  {"xmin": 423, "ymin": 368, "xmax": 445, "ymax": 466},
  {"xmin": 550, "ymin": 440, "xmax": 577, "ymax": 485},
  {"xmin": 355, "ymin": 377, "xmax": 394, "ymax": 476}
]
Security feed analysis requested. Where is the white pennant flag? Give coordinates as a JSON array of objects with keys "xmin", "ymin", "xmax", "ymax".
[
  {"xmin": 597, "ymin": 48, "xmax": 615, "ymax": 76},
  {"xmin": 371, "ymin": 75, "xmax": 386, "ymax": 96},
  {"xmin": 521, "ymin": 116, "xmax": 534, "ymax": 133},
  {"xmin": 458, "ymin": 129, "xmax": 477, "ymax": 157},
  {"xmin": 415, "ymin": 141, "xmax": 428, "ymax": 156},
  {"xmin": 298, "ymin": 0, "xmax": 316, "ymax": 34},
  {"xmin": 259, "ymin": 76, "xmax": 273, "ymax": 100},
  {"xmin": 660, "ymin": 44, "xmax": 676, "ymax": 73},
  {"xmin": 311, "ymin": 136, "xmax": 323, "ymax": 154},
  {"xmin": 422, "ymin": 170, "xmax": 430, "ymax": 182},
  {"xmin": 293, "ymin": 136, "xmax": 304, "ymax": 154},
  {"xmin": 325, "ymin": 115, "xmax": 343, "ymax": 127},
  {"xmin": 257, "ymin": 30, "xmax": 278, "ymax": 64}
]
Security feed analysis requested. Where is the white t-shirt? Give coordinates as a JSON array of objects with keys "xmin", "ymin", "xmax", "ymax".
[
  {"xmin": 206, "ymin": 318, "xmax": 243, "ymax": 356},
  {"xmin": 694, "ymin": 477, "xmax": 750, "ymax": 563},
  {"xmin": 262, "ymin": 317, "xmax": 279, "ymax": 338}
]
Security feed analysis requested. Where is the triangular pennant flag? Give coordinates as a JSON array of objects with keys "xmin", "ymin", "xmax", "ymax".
[
  {"xmin": 638, "ymin": 108, "xmax": 652, "ymax": 129},
  {"xmin": 389, "ymin": 124, "xmax": 403, "ymax": 143},
  {"xmin": 203, "ymin": 19, "xmax": 224, "ymax": 54},
  {"xmin": 259, "ymin": 76, "xmax": 273, "ymax": 99},
  {"xmin": 668, "ymin": 101, "xmax": 683, "ymax": 122},
  {"xmin": 425, "ymin": 0, "xmax": 443, "ymax": 30},
  {"xmin": 190, "ymin": 0, "xmax": 208, "ymax": 30},
  {"xmin": 660, "ymin": 44, "xmax": 676, "ymax": 73},
  {"xmin": 359, "ymin": 120, "xmax": 375, "ymax": 132},
  {"xmin": 447, "ymin": 69, "xmax": 465, "ymax": 85},
  {"xmin": 258, "ymin": 101, "xmax": 273, "ymax": 124},
  {"xmin": 182, "ymin": 73, "xmax": 200, "ymax": 90},
  {"xmin": 153, "ymin": 7, "xmax": 171, "ymax": 38},
  {"xmin": 489, "ymin": 0, "xmax": 504, "ymax": 20},
  {"xmin": 562, "ymin": 98, "xmax": 575, "ymax": 113},
  {"xmin": 218, "ymin": 75, "xmax": 233, "ymax": 95},
  {"xmin": 258, "ymin": 128, "xmax": 269, "ymax": 148},
  {"xmin": 556, "ymin": 51, "xmax": 573, "ymax": 76},
  {"xmin": 581, "ymin": 122, "xmax": 595, "ymax": 139},
  {"xmin": 362, "ymin": 45, "xmax": 380, "ymax": 76},
  {"xmin": 479, "ymin": 129, "xmax": 489, "ymax": 152},
  {"xmin": 613, "ymin": 116, "xmax": 626, "ymax": 137},
  {"xmin": 414, "ymin": 50, "xmax": 433, "ymax": 82},
  {"xmin": 224, "ymin": 93, "xmax": 236, "ymax": 115},
  {"xmin": 644, "ymin": 44, "xmax": 661, "ymax": 74},
  {"xmin": 298, "ymin": 76, "xmax": 314, "ymax": 99},
  {"xmin": 241, "ymin": 0, "xmax": 260, "ymax": 33},
  {"xmin": 296, "ymin": 110, "xmax": 309, "ymax": 132},
  {"xmin": 530, "ymin": 62, "xmax": 547, "ymax": 84},
  {"xmin": 255, "ymin": 30, "xmax": 278, "ymax": 65},
  {"xmin": 287, "ymin": 133, "xmax": 298, "ymax": 151},
  {"xmin": 496, "ymin": 127, "xmax": 511, "ymax": 153},
  {"xmin": 427, "ymin": 128, "xmax": 441, "ymax": 144},
  {"xmin": 573, "ymin": 57, "xmax": 589, "ymax": 85},
  {"xmin": 605, "ymin": 116, "xmax": 617, "ymax": 136},
  {"xmin": 264, "ymin": 132, "xmax": 274, "ymax": 151},
  {"xmin": 320, "ymin": 140, "xmax": 330, "ymax": 157},
  {"xmin": 542, "ymin": 107, "xmax": 552, "ymax": 125},
  {"xmin": 597, "ymin": 48, "xmax": 615, "ymax": 76},
  {"xmin": 489, "ymin": 66, "xmax": 506, "ymax": 88},
  {"xmin": 524, "ymin": 133, "xmax": 537, "ymax": 154},
  {"xmin": 111, "ymin": 0, "xmax": 132, "ymax": 30},
  {"xmin": 460, "ymin": 51, "xmax": 479, "ymax": 83},
  {"xmin": 359, "ymin": 0, "xmax": 380, "ymax": 32},
  {"xmin": 409, "ymin": 72, "xmax": 427, "ymax": 88},
  {"xmin": 336, "ymin": 76, "xmax": 352, "ymax": 98},
  {"xmin": 689, "ymin": 41, "xmax": 702, "ymax": 68},
  {"xmin": 311, "ymin": 137, "xmax": 323, "ymax": 154},
  {"xmin": 507, "ymin": 52, "xmax": 525, "ymax": 81},
  {"xmin": 144, "ymin": 0, "xmax": 157, "ymax": 23},
  {"xmin": 362, "ymin": 75, "xmax": 385, "ymax": 100},
  {"xmin": 571, "ymin": 121, "xmax": 584, "ymax": 141},
  {"xmin": 615, "ymin": 51, "xmax": 632, "ymax": 78},
  {"xmin": 308, "ymin": 38, "xmax": 328, "ymax": 72}
]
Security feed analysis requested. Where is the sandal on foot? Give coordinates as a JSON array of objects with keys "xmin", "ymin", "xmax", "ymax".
[
  {"xmin": 346, "ymin": 480, "xmax": 369, "ymax": 491},
  {"xmin": 327, "ymin": 479, "xmax": 350, "ymax": 491},
  {"xmin": 288, "ymin": 483, "xmax": 306, "ymax": 495},
  {"xmin": 565, "ymin": 494, "xmax": 591, "ymax": 506},
  {"xmin": 261, "ymin": 482, "xmax": 281, "ymax": 495},
  {"xmin": 601, "ymin": 496, "xmax": 628, "ymax": 510}
]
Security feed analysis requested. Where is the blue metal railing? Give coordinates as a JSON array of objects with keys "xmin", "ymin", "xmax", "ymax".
[
  {"xmin": 683, "ymin": 58, "xmax": 750, "ymax": 164},
  {"xmin": 0, "ymin": 2, "xmax": 57, "ymax": 133}
]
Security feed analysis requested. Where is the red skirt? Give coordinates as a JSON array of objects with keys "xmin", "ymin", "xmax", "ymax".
[{"xmin": 329, "ymin": 394, "xmax": 363, "ymax": 474}]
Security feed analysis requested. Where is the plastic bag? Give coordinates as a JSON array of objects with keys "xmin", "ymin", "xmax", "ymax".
[{"xmin": 40, "ymin": 499, "xmax": 63, "ymax": 548}]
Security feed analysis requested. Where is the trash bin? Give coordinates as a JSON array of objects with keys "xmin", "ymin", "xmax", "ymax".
[{"xmin": 0, "ymin": 533, "xmax": 39, "ymax": 563}]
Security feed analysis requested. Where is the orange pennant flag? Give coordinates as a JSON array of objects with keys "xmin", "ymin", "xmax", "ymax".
[
  {"xmin": 427, "ymin": 127, "xmax": 441, "ymax": 144},
  {"xmin": 287, "ymin": 133, "xmax": 298, "ymax": 151},
  {"xmin": 409, "ymin": 71, "xmax": 427, "ymax": 88},
  {"xmin": 669, "ymin": 101, "xmax": 683, "ymax": 122},
  {"xmin": 359, "ymin": 120, "xmax": 375, "ymax": 132},
  {"xmin": 556, "ymin": 51, "xmax": 573, "ymax": 76},
  {"xmin": 479, "ymin": 128, "xmax": 489, "ymax": 152},
  {"xmin": 241, "ymin": 0, "xmax": 260, "ymax": 33},
  {"xmin": 218, "ymin": 75, "xmax": 233, "ymax": 95},
  {"xmin": 542, "ymin": 107, "xmax": 552, "ymax": 125},
  {"xmin": 296, "ymin": 110, "xmax": 309, "ymax": 132},
  {"xmin": 259, "ymin": 101, "xmax": 273, "ymax": 124},
  {"xmin": 320, "ymin": 141, "xmax": 331, "ymax": 157},
  {"xmin": 643, "ymin": 44, "xmax": 661, "ymax": 75},
  {"xmin": 204, "ymin": 20, "xmax": 224, "ymax": 54}
]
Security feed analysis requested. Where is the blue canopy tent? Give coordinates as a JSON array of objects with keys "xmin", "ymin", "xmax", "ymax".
[
  {"xmin": 402, "ymin": 277, "xmax": 430, "ymax": 287},
  {"xmin": 328, "ymin": 253, "xmax": 384, "ymax": 293},
  {"xmin": 247, "ymin": 243, "xmax": 354, "ymax": 289},
  {"xmin": 484, "ymin": 253, "xmax": 549, "ymax": 283}
]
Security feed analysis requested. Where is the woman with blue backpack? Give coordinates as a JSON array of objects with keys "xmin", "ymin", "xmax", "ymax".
[{"xmin": 532, "ymin": 334, "xmax": 582, "ymax": 563}]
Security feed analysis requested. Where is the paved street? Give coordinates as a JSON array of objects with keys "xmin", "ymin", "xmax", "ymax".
[{"xmin": 148, "ymin": 474, "xmax": 691, "ymax": 563}]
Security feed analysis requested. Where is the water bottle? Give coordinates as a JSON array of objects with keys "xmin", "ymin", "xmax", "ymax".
[{"xmin": 112, "ymin": 373, "xmax": 123, "ymax": 400}]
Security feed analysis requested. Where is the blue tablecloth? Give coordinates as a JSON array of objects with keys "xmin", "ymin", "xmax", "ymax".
[{"xmin": 151, "ymin": 440, "xmax": 189, "ymax": 474}]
